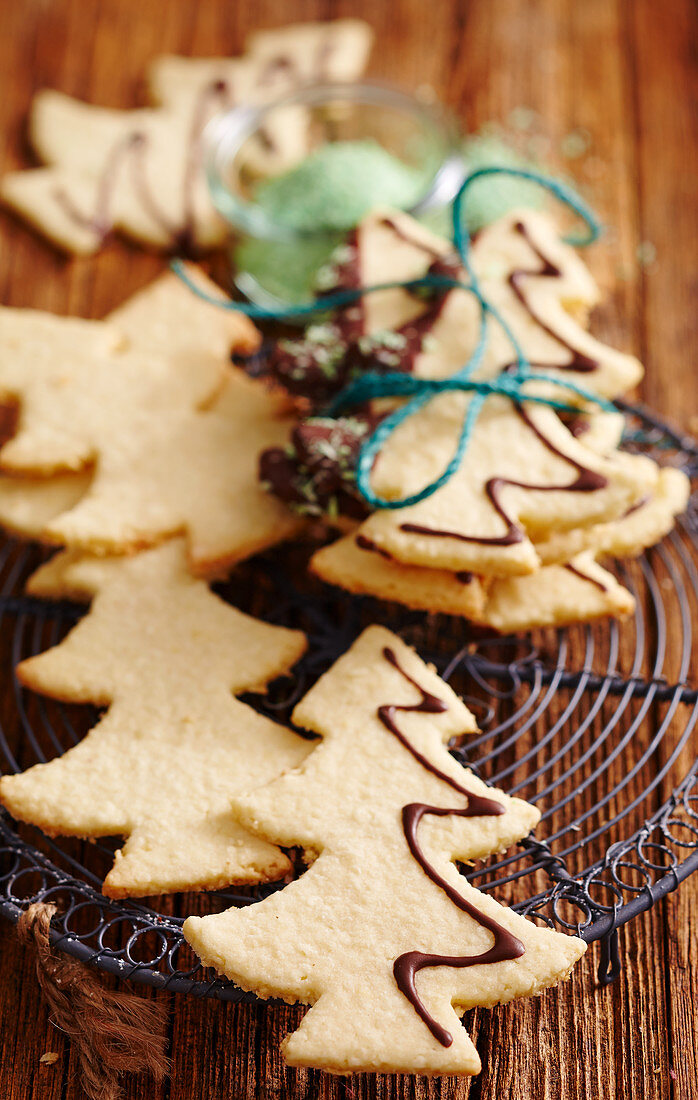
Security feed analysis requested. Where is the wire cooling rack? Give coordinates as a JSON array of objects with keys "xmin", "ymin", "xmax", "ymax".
[{"xmin": 0, "ymin": 401, "xmax": 697, "ymax": 999}]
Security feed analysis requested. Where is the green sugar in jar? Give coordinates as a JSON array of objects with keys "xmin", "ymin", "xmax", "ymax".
[
  {"xmin": 252, "ymin": 140, "xmax": 424, "ymax": 231},
  {"xmin": 205, "ymin": 82, "xmax": 460, "ymax": 307},
  {"xmin": 236, "ymin": 140, "xmax": 425, "ymax": 303}
]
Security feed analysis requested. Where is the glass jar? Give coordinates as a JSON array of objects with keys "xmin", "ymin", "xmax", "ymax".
[{"xmin": 204, "ymin": 81, "xmax": 462, "ymax": 307}]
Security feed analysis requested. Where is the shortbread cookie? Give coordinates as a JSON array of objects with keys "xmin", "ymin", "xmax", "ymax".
[
  {"xmin": 0, "ymin": 266, "xmax": 256, "ymax": 474},
  {"xmin": 245, "ymin": 20, "xmax": 373, "ymax": 85},
  {"xmin": 184, "ymin": 626, "xmax": 585, "ymax": 1075},
  {"xmin": 0, "ymin": 471, "xmax": 91, "ymax": 539},
  {"xmin": 470, "ymin": 209, "xmax": 643, "ymax": 398},
  {"xmin": 358, "ymin": 395, "xmax": 658, "ymax": 576},
  {"xmin": 149, "ymin": 21, "xmax": 372, "ymax": 117},
  {"xmin": 477, "ymin": 551, "xmax": 634, "ymax": 632},
  {"xmin": 268, "ymin": 207, "xmax": 642, "ymax": 407},
  {"xmin": 0, "ymin": 274, "xmax": 298, "ymax": 570},
  {"xmin": 375, "ymin": 207, "xmax": 642, "ymax": 398},
  {"xmin": 0, "ymin": 540, "xmax": 309, "ymax": 897},
  {"xmin": 40, "ymin": 370, "xmax": 301, "ymax": 573},
  {"xmin": 310, "ymin": 531, "xmax": 490, "ymax": 617},
  {"xmin": 1, "ymin": 21, "xmax": 372, "ymax": 254},
  {"xmin": 535, "ymin": 466, "xmax": 690, "ymax": 565},
  {"xmin": 1, "ymin": 91, "xmax": 228, "ymax": 254},
  {"xmin": 147, "ymin": 20, "xmax": 371, "ymax": 109},
  {"xmin": 106, "ymin": 267, "xmax": 259, "ymax": 371},
  {"xmin": 310, "ymin": 532, "xmax": 633, "ymax": 629},
  {"xmin": 150, "ymin": 20, "xmax": 374, "ymax": 181},
  {"xmin": 148, "ymin": 21, "xmax": 371, "ymax": 106}
]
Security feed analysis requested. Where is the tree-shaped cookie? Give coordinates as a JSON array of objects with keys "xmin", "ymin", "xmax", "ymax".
[
  {"xmin": 358, "ymin": 395, "xmax": 657, "ymax": 576},
  {"xmin": 276, "ymin": 207, "xmax": 642, "ymax": 406},
  {"xmin": 349, "ymin": 207, "xmax": 642, "ymax": 399},
  {"xmin": 476, "ymin": 550, "xmax": 634, "ymax": 631},
  {"xmin": 0, "ymin": 470, "xmax": 91, "ymax": 540},
  {"xmin": 0, "ymin": 271, "xmax": 299, "ymax": 571},
  {"xmin": 535, "ymin": 466, "xmax": 690, "ymax": 564},
  {"xmin": 0, "ymin": 20, "xmax": 372, "ymax": 254},
  {"xmin": 149, "ymin": 21, "xmax": 372, "ymax": 116},
  {"xmin": 470, "ymin": 208, "xmax": 643, "ymax": 398},
  {"xmin": 184, "ymin": 626, "xmax": 586, "ymax": 1075},
  {"xmin": 310, "ymin": 531, "xmax": 491, "ymax": 618},
  {"xmin": 310, "ymin": 533, "xmax": 636, "ymax": 629},
  {"xmin": 39, "ymin": 370, "xmax": 302, "ymax": 572},
  {"xmin": 0, "ymin": 265, "xmax": 254, "ymax": 472},
  {"xmin": 0, "ymin": 540, "xmax": 309, "ymax": 897}
]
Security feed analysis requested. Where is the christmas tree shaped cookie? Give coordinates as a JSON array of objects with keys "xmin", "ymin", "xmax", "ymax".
[
  {"xmin": 38, "ymin": 370, "xmax": 302, "ymax": 572},
  {"xmin": 0, "ymin": 540, "xmax": 309, "ymax": 897},
  {"xmin": 310, "ymin": 533, "xmax": 636, "ymax": 630},
  {"xmin": 0, "ymin": 265, "xmax": 254, "ymax": 474},
  {"xmin": 475, "ymin": 550, "xmax": 635, "ymax": 631},
  {"xmin": 358, "ymin": 395, "xmax": 657, "ymax": 576},
  {"xmin": 1, "ymin": 20, "xmax": 372, "ymax": 254},
  {"xmin": 470, "ymin": 208, "xmax": 643, "ymax": 398},
  {"xmin": 150, "ymin": 21, "xmax": 372, "ymax": 114},
  {"xmin": 0, "ymin": 271, "xmax": 299, "ymax": 571},
  {"xmin": 0, "ymin": 469, "xmax": 91, "ymax": 539},
  {"xmin": 184, "ymin": 626, "xmax": 586, "ymax": 1075},
  {"xmin": 331, "ymin": 207, "xmax": 643, "ymax": 400},
  {"xmin": 535, "ymin": 466, "xmax": 690, "ymax": 565},
  {"xmin": 0, "ymin": 266, "xmax": 253, "ymax": 473},
  {"xmin": 310, "ymin": 531, "xmax": 491, "ymax": 618}
]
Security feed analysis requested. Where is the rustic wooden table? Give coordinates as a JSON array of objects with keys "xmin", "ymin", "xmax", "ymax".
[{"xmin": 0, "ymin": 0, "xmax": 696, "ymax": 1097}]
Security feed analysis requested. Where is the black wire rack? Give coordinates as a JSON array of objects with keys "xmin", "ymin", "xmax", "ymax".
[{"xmin": 1, "ymin": 401, "xmax": 698, "ymax": 1000}]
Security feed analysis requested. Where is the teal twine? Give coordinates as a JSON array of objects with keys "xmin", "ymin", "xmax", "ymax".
[
  {"xmin": 172, "ymin": 165, "xmax": 612, "ymax": 509},
  {"xmin": 171, "ymin": 264, "xmax": 464, "ymax": 319},
  {"xmin": 326, "ymin": 352, "xmax": 617, "ymax": 511}
]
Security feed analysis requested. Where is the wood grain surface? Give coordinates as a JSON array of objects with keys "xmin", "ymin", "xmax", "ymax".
[{"xmin": 0, "ymin": 0, "xmax": 697, "ymax": 1097}]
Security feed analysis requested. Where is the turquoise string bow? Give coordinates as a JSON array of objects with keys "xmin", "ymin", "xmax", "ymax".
[{"xmin": 173, "ymin": 166, "xmax": 617, "ymax": 510}]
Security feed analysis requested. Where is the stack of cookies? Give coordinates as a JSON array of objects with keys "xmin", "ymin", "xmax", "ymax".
[
  {"xmin": 0, "ymin": 206, "xmax": 607, "ymax": 1076},
  {"xmin": 259, "ymin": 207, "xmax": 690, "ymax": 631},
  {"xmin": 0, "ymin": 262, "xmax": 594, "ymax": 1073},
  {"xmin": 0, "ymin": 269, "xmax": 301, "ymax": 572}
]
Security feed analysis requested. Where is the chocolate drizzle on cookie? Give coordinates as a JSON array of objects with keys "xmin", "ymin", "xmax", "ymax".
[
  {"xmin": 354, "ymin": 534, "xmax": 475, "ymax": 584},
  {"xmin": 377, "ymin": 647, "xmax": 523, "ymax": 1047},
  {"xmin": 357, "ymin": 217, "xmax": 462, "ymax": 374},
  {"xmin": 563, "ymin": 562, "xmax": 609, "ymax": 592},
  {"xmin": 263, "ymin": 212, "xmax": 614, "ymax": 521},
  {"xmin": 622, "ymin": 494, "xmax": 650, "ymax": 518},
  {"xmin": 266, "ymin": 219, "xmax": 461, "ymax": 407},
  {"xmin": 455, "ymin": 570, "xmax": 474, "ymax": 584},
  {"xmin": 53, "ymin": 30, "xmax": 346, "ymax": 245},
  {"xmin": 255, "ymin": 43, "xmax": 332, "ymax": 154},
  {"xmin": 257, "ymin": 34, "xmax": 336, "ymax": 87},
  {"xmin": 355, "ymin": 533, "xmax": 394, "ymax": 559},
  {"xmin": 52, "ymin": 79, "xmax": 232, "ymax": 253},
  {"xmin": 400, "ymin": 402, "xmax": 607, "ymax": 546},
  {"xmin": 563, "ymin": 413, "xmax": 592, "ymax": 438},
  {"xmin": 507, "ymin": 220, "xmax": 599, "ymax": 374}
]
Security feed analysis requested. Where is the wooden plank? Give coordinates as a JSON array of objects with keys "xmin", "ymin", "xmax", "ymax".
[
  {"xmin": 0, "ymin": 920, "xmax": 66, "ymax": 1100},
  {"xmin": 627, "ymin": 1, "xmax": 698, "ymax": 1096}
]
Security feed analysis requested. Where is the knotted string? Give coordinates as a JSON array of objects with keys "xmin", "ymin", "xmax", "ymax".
[
  {"xmin": 17, "ymin": 902, "xmax": 169, "ymax": 1100},
  {"xmin": 173, "ymin": 165, "xmax": 614, "ymax": 509}
]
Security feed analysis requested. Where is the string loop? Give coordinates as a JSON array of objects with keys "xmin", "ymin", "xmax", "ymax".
[{"xmin": 172, "ymin": 165, "xmax": 609, "ymax": 509}]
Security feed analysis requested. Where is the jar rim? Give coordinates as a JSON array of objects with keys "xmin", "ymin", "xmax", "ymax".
[{"xmin": 204, "ymin": 80, "xmax": 461, "ymax": 242}]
